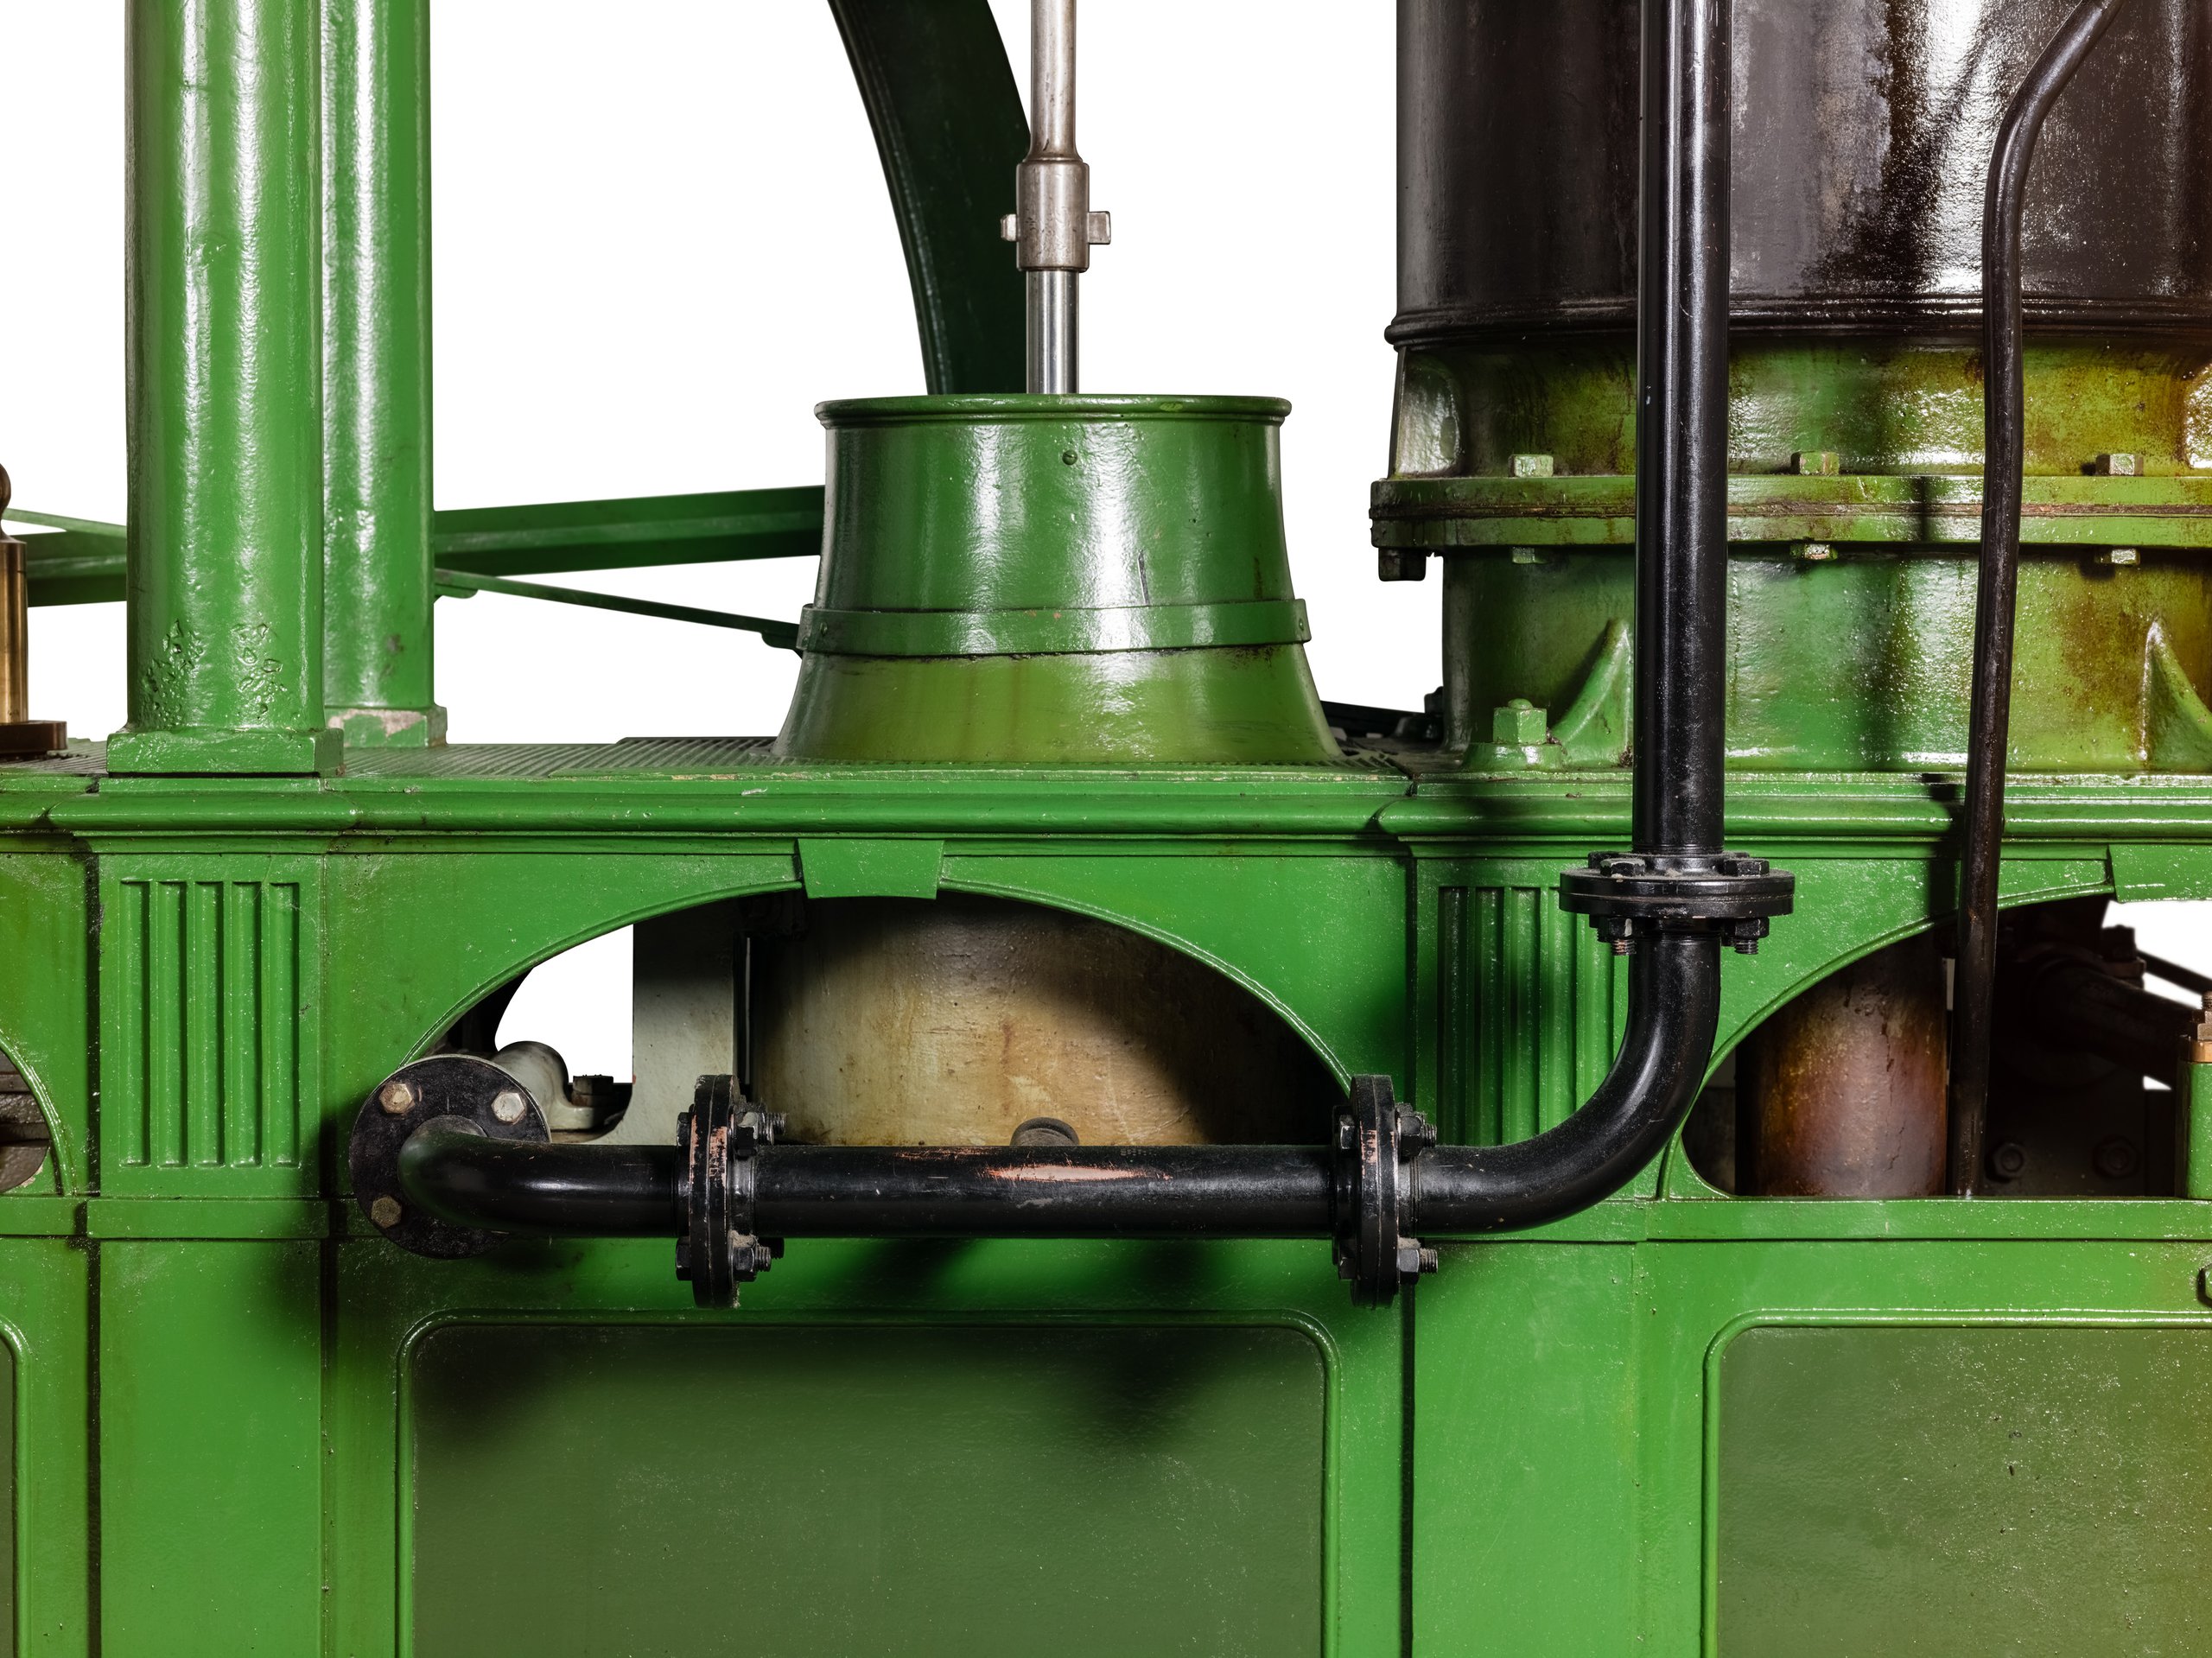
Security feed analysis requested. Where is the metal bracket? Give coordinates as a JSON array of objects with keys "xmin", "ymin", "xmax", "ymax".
[
  {"xmin": 348, "ymin": 1053, "xmax": 550, "ymax": 1259},
  {"xmin": 674, "ymin": 1076, "xmax": 785, "ymax": 1309},
  {"xmin": 1557, "ymin": 850, "xmax": 1796, "ymax": 954},
  {"xmin": 1332, "ymin": 1075, "xmax": 1439, "ymax": 1308}
]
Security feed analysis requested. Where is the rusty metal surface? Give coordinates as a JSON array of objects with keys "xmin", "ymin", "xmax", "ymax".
[
  {"xmin": 1741, "ymin": 933, "xmax": 1948, "ymax": 1197},
  {"xmin": 1396, "ymin": 0, "xmax": 2212, "ymax": 341},
  {"xmin": 749, "ymin": 893, "xmax": 1338, "ymax": 1147}
]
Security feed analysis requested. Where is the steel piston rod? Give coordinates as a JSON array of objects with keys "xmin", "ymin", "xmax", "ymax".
[{"xmin": 1006, "ymin": 0, "xmax": 1109, "ymax": 392}]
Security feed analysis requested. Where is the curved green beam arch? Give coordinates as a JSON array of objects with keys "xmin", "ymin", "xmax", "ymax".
[{"xmin": 830, "ymin": 0, "xmax": 1029, "ymax": 394}]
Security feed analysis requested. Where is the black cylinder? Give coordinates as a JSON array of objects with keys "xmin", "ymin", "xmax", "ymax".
[{"xmin": 1395, "ymin": 0, "xmax": 2212, "ymax": 343}]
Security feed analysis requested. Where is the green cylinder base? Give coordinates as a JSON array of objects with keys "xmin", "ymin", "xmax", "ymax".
[
  {"xmin": 779, "ymin": 647, "xmax": 1340, "ymax": 765},
  {"xmin": 778, "ymin": 395, "xmax": 1342, "ymax": 765}
]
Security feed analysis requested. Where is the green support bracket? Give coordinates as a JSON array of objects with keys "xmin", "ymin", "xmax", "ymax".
[{"xmin": 13, "ymin": 486, "xmax": 827, "ymax": 607}]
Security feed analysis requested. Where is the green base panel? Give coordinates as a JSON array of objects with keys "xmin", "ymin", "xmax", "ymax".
[{"xmin": 0, "ymin": 741, "xmax": 2206, "ymax": 1652}]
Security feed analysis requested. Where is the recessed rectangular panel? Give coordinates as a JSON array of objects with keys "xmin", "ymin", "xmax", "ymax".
[
  {"xmin": 410, "ymin": 1323, "xmax": 1325, "ymax": 1657},
  {"xmin": 1719, "ymin": 1324, "xmax": 2212, "ymax": 1655}
]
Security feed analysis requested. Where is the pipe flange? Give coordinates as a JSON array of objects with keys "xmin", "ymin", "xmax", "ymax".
[
  {"xmin": 674, "ymin": 1076, "xmax": 785, "ymax": 1309},
  {"xmin": 1558, "ymin": 851, "xmax": 1795, "ymax": 954},
  {"xmin": 348, "ymin": 1054, "xmax": 550, "ymax": 1259},
  {"xmin": 1332, "ymin": 1075, "xmax": 1439, "ymax": 1308}
]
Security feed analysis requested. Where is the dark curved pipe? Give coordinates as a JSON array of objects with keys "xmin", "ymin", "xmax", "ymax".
[
  {"xmin": 377, "ymin": 0, "xmax": 1741, "ymax": 1266},
  {"xmin": 1950, "ymin": 0, "xmax": 2133, "ymax": 1197},
  {"xmin": 1414, "ymin": 934, "xmax": 1719, "ymax": 1231}
]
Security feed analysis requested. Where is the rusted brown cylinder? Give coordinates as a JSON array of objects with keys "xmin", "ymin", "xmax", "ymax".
[
  {"xmin": 1742, "ymin": 934, "xmax": 1948, "ymax": 1197},
  {"xmin": 749, "ymin": 893, "xmax": 1338, "ymax": 1147}
]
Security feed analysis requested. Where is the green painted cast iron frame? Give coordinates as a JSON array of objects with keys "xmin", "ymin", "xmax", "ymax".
[
  {"xmin": 0, "ymin": 747, "xmax": 2208, "ymax": 1652},
  {"xmin": 10, "ymin": 1, "xmax": 2212, "ymax": 1652}
]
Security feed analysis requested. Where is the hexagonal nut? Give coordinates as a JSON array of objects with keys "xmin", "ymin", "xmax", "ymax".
[
  {"xmin": 1508, "ymin": 453, "xmax": 1555, "ymax": 479},
  {"xmin": 2094, "ymin": 452, "xmax": 2143, "ymax": 477},
  {"xmin": 1376, "ymin": 548, "xmax": 1428, "ymax": 583},
  {"xmin": 1490, "ymin": 698, "xmax": 1548, "ymax": 746},
  {"xmin": 1790, "ymin": 450, "xmax": 1841, "ymax": 476}
]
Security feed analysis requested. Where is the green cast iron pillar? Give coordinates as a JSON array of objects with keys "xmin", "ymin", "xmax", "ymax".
[
  {"xmin": 321, "ymin": 0, "xmax": 442, "ymax": 746},
  {"xmin": 111, "ymin": 0, "xmax": 341, "ymax": 776}
]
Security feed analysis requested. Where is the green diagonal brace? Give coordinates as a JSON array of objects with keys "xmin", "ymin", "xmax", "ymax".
[{"xmin": 10, "ymin": 486, "xmax": 827, "ymax": 607}]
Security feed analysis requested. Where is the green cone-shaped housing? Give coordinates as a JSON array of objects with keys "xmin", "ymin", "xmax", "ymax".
[{"xmin": 777, "ymin": 396, "xmax": 1341, "ymax": 765}]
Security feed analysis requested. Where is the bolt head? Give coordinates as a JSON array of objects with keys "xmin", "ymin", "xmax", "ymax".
[
  {"xmin": 378, "ymin": 1079, "xmax": 415, "ymax": 1115},
  {"xmin": 2094, "ymin": 451, "xmax": 2143, "ymax": 477},
  {"xmin": 2093, "ymin": 1136, "xmax": 2140, "ymax": 1180},
  {"xmin": 491, "ymin": 1089, "xmax": 527, "ymax": 1125},
  {"xmin": 1490, "ymin": 699, "xmax": 1549, "ymax": 746},
  {"xmin": 369, "ymin": 1196, "xmax": 403, "ymax": 1229},
  {"xmin": 1790, "ymin": 450, "xmax": 1841, "ymax": 476},
  {"xmin": 2101, "ymin": 546, "xmax": 2140, "ymax": 567},
  {"xmin": 1795, "ymin": 542, "xmax": 1837, "ymax": 562},
  {"xmin": 2197, "ymin": 1264, "xmax": 2212, "ymax": 1307},
  {"xmin": 1000, "ymin": 213, "xmax": 1019, "ymax": 241},
  {"xmin": 1507, "ymin": 453, "xmax": 1556, "ymax": 479},
  {"xmin": 1988, "ymin": 1141, "xmax": 2028, "ymax": 1181}
]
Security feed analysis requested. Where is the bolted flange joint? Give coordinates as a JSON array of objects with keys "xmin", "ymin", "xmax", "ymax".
[
  {"xmin": 675, "ymin": 1075, "xmax": 785, "ymax": 1310},
  {"xmin": 1332, "ymin": 1075, "xmax": 1440, "ymax": 1308},
  {"xmin": 348, "ymin": 1053, "xmax": 550, "ymax": 1259},
  {"xmin": 1557, "ymin": 850, "xmax": 1796, "ymax": 956}
]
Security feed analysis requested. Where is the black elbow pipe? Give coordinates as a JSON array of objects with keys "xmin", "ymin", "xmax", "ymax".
[
  {"xmin": 1950, "ymin": 0, "xmax": 2133, "ymax": 1196},
  {"xmin": 1412, "ymin": 933, "xmax": 1720, "ymax": 1232},
  {"xmin": 354, "ymin": 0, "xmax": 1783, "ymax": 1306}
]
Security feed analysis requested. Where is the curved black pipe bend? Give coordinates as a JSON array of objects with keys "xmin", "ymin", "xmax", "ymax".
[
  {"xmin": 1413, "ymin": 934, "xmax": 1719, "ymax": 1233},
  {"xmin": 365, "ymin": 0, "xmax": 1756, "ymax": 1305},
  {"xmin": 394, "ymin": 937, "xmax": 1718, "ymax": 1251}
]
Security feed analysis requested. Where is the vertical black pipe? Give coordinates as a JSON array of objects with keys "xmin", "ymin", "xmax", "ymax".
[
  {"xmin": 1630, "ymin": 0, "xmax": 1730, "ymax": 859},
  {"xmin": 1949, "ymin": 0, "xmax": 2132, "ymax": 1196}
]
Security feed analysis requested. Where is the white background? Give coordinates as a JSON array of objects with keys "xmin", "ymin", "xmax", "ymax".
[{"xmin": 1, "ymin": 3, "xmax": 2202, "ymax": 1079}]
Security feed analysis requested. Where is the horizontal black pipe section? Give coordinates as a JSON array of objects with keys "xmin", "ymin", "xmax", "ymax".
[
  {"xmin": 394, "ymin": 942, "xmax": 1714, "ymax": 1247},
  {"xmin": 401, "ymin": 1128, "xmax": 680, "ymax": 1236},
  {"xmin": 753, "ymin": 1147, "xmax": 1336, "ymax": 1237}
]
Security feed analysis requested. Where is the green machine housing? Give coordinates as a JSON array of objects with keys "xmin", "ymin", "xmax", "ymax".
[{"xmin": 0, "ymin": 0, "xmax": 2210, "ymax": 1653}]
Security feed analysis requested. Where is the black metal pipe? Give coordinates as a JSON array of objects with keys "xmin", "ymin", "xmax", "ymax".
[
  {"xmin": 1414, "ymin": 933, "xmax": 1719, "ymax": 1230},
  {"xmin": 1950, "ymin": 0, "xmax": 2133, "ymax": 1197},
  {"xmin": 754, "ymin": 1146, "xmax": 1336, "ymax": 1237},
  {"xmin": 370, "ymin": 0, "xmax": 1747, "ymax": 1273},
  {"xmin": 1630, "ymin": 0, "xmax": 1728, "ymax": 858},
  {"xmin": 400, "ymin": 1128, "xmax": 681, "ymax": 1236}
]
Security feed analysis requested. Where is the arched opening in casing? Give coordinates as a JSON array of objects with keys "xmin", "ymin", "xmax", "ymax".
[{"xmin": 450, "ymin": 889, "xmax": 1340, "ymax": 1151}]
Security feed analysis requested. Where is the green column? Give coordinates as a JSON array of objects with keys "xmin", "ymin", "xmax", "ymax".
[
  {"xmin": 2185, "ymin": 1051, "xmax": 2212, "ymax": 1202},
  {"xmin": 111, "ymin": 0, "xmax": 340, "ymax": 776},
  {"xmin": 322, "ymin": 0, "xmax": 442, "ymax": 746}
]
